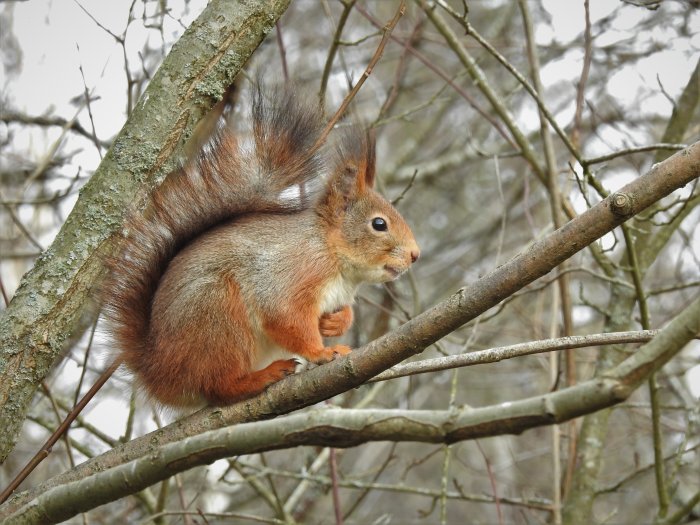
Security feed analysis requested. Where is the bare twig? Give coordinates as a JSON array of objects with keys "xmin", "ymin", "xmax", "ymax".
[
  {"xmin": 76, "ymin": 44, "xmax": 104, "ymax": 159},
  {"xmin": 314, "ymin": 0, "xmax": 406, "ymax": 149},
  {"xmin": 571, "ymin": 0, "xmax": 592, "ymax": 150},
  {"xmin": 0, "ymin": 360, "xmax": 121, "ymax": 505},
  {"xmin": 582, "ymin": 143, "xmax": 687, "ymax": 167},
  {"xmin": 0, "ymin": 189, "xmax": 44, "ymax": 251},
  {"xmin": 240, "ymin": 464, "xmax": 553, "ymax": 510},
  {"xmin": 370, "ymin": 331, "xmax": 660, "ymax": 383},
  {"xmin": 355, "ymin": 4, "xmax": 516, "ymax": 148},
  {"xmin": 475, "ymin": 441, "xmax": 503, "ymax": 525},
  {"xmin": 275, "ymin": 21, "xmax": 289, "ymax": 83},
  {"xmin": 0, "ymin": 110, "xmax": 110, "ymax": 148},
  {"xmin": 329, "ymin": 448, "xmax": 344, "ymax": 525},
  {"xmin": 319, "ymin": 0, "xmax": 358, "ymax": 104}
]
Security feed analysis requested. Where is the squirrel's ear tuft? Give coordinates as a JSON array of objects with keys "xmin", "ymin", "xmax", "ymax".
[
  {"xmin": 338, "ymin": 126, "xmax": 376, "ymax": 193},
  {"xmin": 361, "ymin": 129, "xmax": 376, "ymax": 191}
]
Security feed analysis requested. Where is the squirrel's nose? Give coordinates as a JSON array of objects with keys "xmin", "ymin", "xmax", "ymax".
[{"xmin": 406, "ymin": 238, "xmax": 420, "ymax": 264}]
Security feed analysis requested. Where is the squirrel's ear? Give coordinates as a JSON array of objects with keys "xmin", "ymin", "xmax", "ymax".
[
  {"xmin": 343, "ymin": 128, "xmax": 376, "ymax": 194},
  {"xmin": 318, "ymin": 127, "xmax": 376, "ymax": 222},
  {"xmin": 343, "ymin": 129, "xmax": 376, "ymax": 194}
]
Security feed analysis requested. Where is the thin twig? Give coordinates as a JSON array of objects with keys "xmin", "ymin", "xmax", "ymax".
[
  {"xmin": 73, "ymin": 318, "xmax": 99, "ymax": 407},
  {"xmin": 0, "ymin": 189, "xmax": 44, "ymax": 251},
  {"xmin": 319, "ymin": 0, "xmax": 358, "ymax": 104},
  {"xmin": 439, "ymin": 444, "xmax": 450, "ymax": 525},
  {"xmin": 40, "ymin": 381, "xmax": 76, "ymax": 469},
  {"xmin": 342, "ymin": 444, "xmax": 397, "ymax": 520},
  {"xmin": 656, "ymin": 490, "xmax": 700, "ymax": 525},
  {"xmin": 329, "ymin": 448, "xmax": 344, "ymax": 525},
  {"xmin": 0, "ymin": 360, "xmax": 121, "ymax": 504},
  {"xmin": 391, "ymin": 169, "xmax": 418, "ymax": 206},
  {"xmin": 622, "ymin": 226, "xmax": 670, "ymax": 519},
  {"xmin": 518, "ymin": 4, "xmax": 575, "ymax": 513},
  {"xmin": 370, "ymin": 331, "xmax": 661, "ymax": 383},
  {"xmin": 0, "ymin": 110, "xmax": 111, "ymax": 147},
  {"xmin": 76, "ymin": 44, "xmax": 104, "ymax": 159},
  {"xmin": 571, "ymin": 0, "xmax": 592, "ymax": 150},
  {"xmin": 564, "ymin": 6, "xmax": 593, "ymax": 491},
  {"xmin": 275, "ymin": 21, "xmax": 289, "ymax": 83},
  {"xmin": 138, "ymin": 510, "xmax": 287, "ymax": 525},
  {"xmin": 230, "ymin": 460, "xmax": 285, "ymax": 517},
  {"xmin": 475, "ymin": 441, "xmax": 503, "ymax": 525},
  {"xmin": 0, "ymin": 277, "xmax": 9, "ymax": 307},
  {"xmin": 236, "ymin": 464, "xmax": 553, "ymax": 510},
  {"xmin": 378, "ymin": 18, "xmax": 424, "ymax": 118},
  {"xmin": 314, "ymin": 0, "xmax": 406, "ymax": 150},
  {"xmin": 433, "ymin": 0, "xmax": 583, "ymax": 166},
  {"xmin": 582, "ymin": 143, "xmax": 687, "ymax": 167}
]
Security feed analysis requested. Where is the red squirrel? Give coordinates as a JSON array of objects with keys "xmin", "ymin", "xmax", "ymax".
[{"xmin": 103, "ymin": 86, "xmax": 420, "ymax": 407}]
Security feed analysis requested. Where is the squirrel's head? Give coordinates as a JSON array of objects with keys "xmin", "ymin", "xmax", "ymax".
[{"xmin": 318, "ymin": 129, "xmax": 420, "ymax": 284}]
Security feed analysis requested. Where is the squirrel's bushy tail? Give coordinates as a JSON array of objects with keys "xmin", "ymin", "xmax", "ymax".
[{"xmin": 102, "ymin": 87, "xmax": 326, "ymax": 372}]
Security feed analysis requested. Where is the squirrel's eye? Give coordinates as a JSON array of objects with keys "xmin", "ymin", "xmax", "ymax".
[{"xmin": 371, "ymin": 217, "xmax": 388, "ymax": 231}]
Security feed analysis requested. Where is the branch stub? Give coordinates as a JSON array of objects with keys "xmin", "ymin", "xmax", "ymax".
[{"xmin": 610, "ymin": 192, "xmax": 634, "ymax": 217}]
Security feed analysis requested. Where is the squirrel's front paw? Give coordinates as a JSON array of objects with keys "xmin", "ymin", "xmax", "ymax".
[
  {"xmin": 319, "ymin": 306, "xmax": 353, "ymax": 337},
  {"xmin": 311, "ymin": 344, "xmax": 352, "ymax": 365}
]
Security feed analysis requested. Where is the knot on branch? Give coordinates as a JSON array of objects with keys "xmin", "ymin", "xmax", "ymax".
[{"xmin": 609, "ymin": 192, "xmax": 634, "ymax": 217}]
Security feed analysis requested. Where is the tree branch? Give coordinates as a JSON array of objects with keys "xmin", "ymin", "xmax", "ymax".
[{"xmin": 370, "ymin": 330, "xmax": 661, "ymax": 382}]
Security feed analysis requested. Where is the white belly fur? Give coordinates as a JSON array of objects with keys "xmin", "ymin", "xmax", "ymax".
[
  {"xmin": 253, "ymin": 334, "xmax": 295, "ymax": 371},
  {"xmin": 319, "ymin": 272, "xmax": 358, "ymax": 314},
  {"xmin": 252, "ymin": 273, "xmax": 358, "ymax": 371}
]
